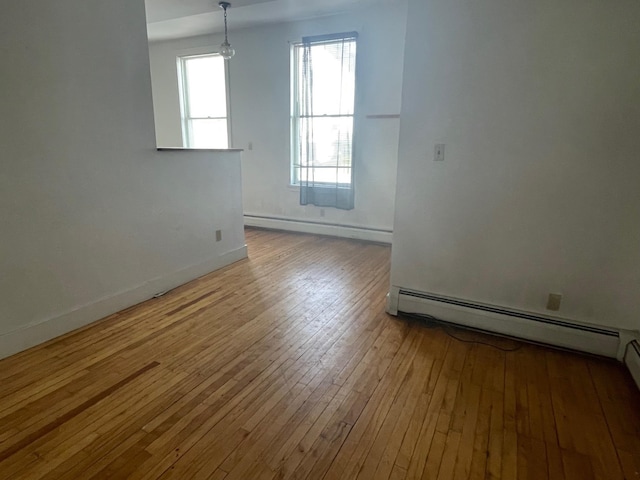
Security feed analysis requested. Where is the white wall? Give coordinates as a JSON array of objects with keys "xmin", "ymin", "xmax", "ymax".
[
  {"xmin": 0, "ymin": 0, "xmax": 246, "ymax": 358},
  {"xmin": 148, "ymin": 4, "xmax": 407, "ymax": 233},
  {"xmin": 391, "ymin": 0, "xmax": 640, "ymax": 331}
]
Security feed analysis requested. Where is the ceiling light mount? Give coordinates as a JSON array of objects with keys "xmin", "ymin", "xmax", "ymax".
[{"xmin": 218, "ymin": 1, "xmax": 235, "ymax": 60}]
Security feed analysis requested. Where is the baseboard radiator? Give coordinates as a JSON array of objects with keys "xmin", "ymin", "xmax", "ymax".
[
  {"xmin": 625, "ymin": 340, "xmax": 640, "ymax": 390},
  {"xmin": 244, "ymin": 214, "xmax": 393, "ymax": 244},
  {"xmin": 387, "ymin": 287, "xmax": 621, "ymax": 358}
]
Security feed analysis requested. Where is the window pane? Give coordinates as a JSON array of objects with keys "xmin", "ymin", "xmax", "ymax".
[
  {"xmin": 298, "ymin": 116, "xmax": 353, "ymax": 169},
  {"xmin": 291, "ymin": 36, "xmax": 357, "ymax": 187},
  {"xmin": 189, "ymin": 119, "xmax": 228, "ymax": 148},
  {"xmin": 297, "ymin": 40, "xmax": 356, "ymax": 117},
  {"xmin": 298, "ymin": 166, "xmax": 352, "ymax": 185},
  {"xmin": 184, "ymin": 56, "xmax": 227, "ymax": 118}
]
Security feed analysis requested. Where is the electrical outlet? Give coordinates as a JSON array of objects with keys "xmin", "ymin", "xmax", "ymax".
[
  {"xmin": 546, "ymin": 293, "xmax": 562, "ymax": 311},
  {"xmin": 248, "ymin": 141, "xmax": 253, "ymax": 151},
  {"xmin": 215, "ymin": 229, "xmax": 222, "ymax": 242},
  {"xmin": 434, "ymin": 144, "xmax": 445, "ymax": 162},
  {"xmin": 320, "ymin": 209, "xmax": 325, "ymax": 217}
]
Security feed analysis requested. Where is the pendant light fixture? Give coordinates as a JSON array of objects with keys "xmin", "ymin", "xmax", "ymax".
[{"xmin": 218, "ymin": 1, "xmax": 235, "ymax": 60}]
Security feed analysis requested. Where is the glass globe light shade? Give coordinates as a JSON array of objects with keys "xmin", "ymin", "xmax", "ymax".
[{"xmin": 220, "ymin": 41, "xmax": 235, "ymax": 60}]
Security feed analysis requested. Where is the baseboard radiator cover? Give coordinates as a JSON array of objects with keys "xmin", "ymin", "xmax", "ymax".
[
  {"xmin": 387, "ymin": 286, "xmax": 620, "ymax": 358},
  {"xmin": 244, "ymin": 214, "xmax": 393, "ymax": 244},
  {"xmin": 624, "ymin": 340, "xmax": 640, "ymax": 390}
]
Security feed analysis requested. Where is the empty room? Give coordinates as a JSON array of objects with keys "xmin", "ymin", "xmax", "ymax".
[{"xmin": 1, "ymin": 0, "xmax": 639, "ymax": 479}]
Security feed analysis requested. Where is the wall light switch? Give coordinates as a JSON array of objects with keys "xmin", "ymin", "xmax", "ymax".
[{"xmin": 434, "ymin": 144, "xmax": 445, "ymax": 161}]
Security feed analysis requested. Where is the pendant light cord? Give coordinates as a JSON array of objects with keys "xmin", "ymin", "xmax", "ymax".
[{"xmin": 223, "ymin": 4, "xmax": 229, "ymax": 43}]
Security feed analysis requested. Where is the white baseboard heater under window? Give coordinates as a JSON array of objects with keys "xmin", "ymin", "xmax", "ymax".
[
  {"xmin": 625, "ymin": 341, "xmax": 640, "ymax": 388},
  {"xmin": 387, "ymin": 287, "xmax": 621, "ymax": 359}
]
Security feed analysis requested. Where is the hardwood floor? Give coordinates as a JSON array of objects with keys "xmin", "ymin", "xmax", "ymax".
[{"xmin": 1, "ymin": 227, "xmax": 639, "ymax": 479}]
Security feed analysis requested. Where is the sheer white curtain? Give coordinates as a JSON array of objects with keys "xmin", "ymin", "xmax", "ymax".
[{"xmin": 297, "ymin": 32, "xmax": 357, "ymax": 210}]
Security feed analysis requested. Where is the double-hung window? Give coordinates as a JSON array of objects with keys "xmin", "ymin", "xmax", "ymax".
[
  {"xmin": 291, "ymin": 32, "xmax": 358, "ymax": 210},
  {"xmin": 178, "ymin": 54, "xmax": 229, "ymax": 149}
]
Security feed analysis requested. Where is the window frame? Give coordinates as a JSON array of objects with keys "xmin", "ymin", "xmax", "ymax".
[
  {"xmin": 290, "ymin": 34, "xmax": 358, "ymax": 187},
  {"xmin": 177, "ymin": 53, "xmax": 232, "ymax": 149}
]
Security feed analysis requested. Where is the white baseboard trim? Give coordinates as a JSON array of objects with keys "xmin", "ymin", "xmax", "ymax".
[
  {"xmin": 244, "ymin": 215, "xmax": 392, "ymax": 244},
  {"xmin": 624, "ymin": 339, "xmax": 640, "ymax": 391},
  {"xmin": 0, "ymin": 246, "xmax": 247, "ymax": 360},
  {"xmin": 387, "ymin": 286, "xmax": 621, "ymax": 358}
]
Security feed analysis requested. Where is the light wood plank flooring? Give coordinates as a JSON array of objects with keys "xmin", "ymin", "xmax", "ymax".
[{"xmin": 1, "ymin": 228, "xmax": 639, "ymax": 479}]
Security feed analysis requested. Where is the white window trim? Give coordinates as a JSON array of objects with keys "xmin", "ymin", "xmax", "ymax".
[
  {"xmin": 177, "ymin": 52, "xmax": 232, "ymax": 149},
  {"xmin": 290, "ymin": 43, "xmax": 300, "ymax": 186},
  {"xmin": 289, "ymin": 35, "xmax": 357, "ymax": 187}
]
